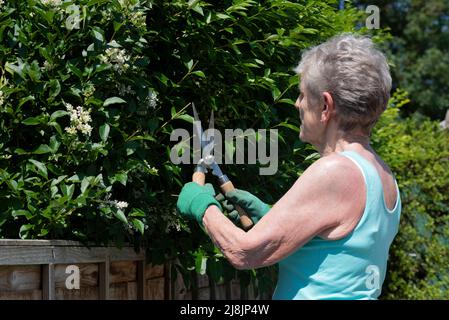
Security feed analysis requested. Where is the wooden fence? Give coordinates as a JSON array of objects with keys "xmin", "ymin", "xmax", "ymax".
[{"xmin": 0, "ymin": 239, "xmax": 247, "ymax": 300}]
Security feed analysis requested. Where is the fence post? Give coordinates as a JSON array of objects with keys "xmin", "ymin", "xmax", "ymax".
[
  {"xmin": 99, "ymin": 256, "xmax": 110, "ymax": 300},
  {"xmin": 42, "ymin": 263, "xmax": 55, "ymax": 300}
]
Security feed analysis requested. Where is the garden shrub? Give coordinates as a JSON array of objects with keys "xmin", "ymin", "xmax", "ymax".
[{"xmin": 372, "ymin": 90, "xmax": 449, "ymax": 299}]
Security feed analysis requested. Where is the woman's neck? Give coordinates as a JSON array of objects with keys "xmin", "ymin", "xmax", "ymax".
[{"xmin": 318, "ymin": 130, "xmax": 372, "ymax": 157}]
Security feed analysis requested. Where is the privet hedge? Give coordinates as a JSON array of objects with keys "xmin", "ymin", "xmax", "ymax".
[{"xmin": 0, "ymin": 0, "xmax": 360, "ymax": 297}]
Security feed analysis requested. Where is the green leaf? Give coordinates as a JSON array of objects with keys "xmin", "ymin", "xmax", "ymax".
[
  {"xmin": 99, "ymin": 123, "xmax": 110, "ymax": 142},
  {"xmin": 19, "ymin": 224, "xmax": 33, "ymax": 239},
  {"xmin": 271, "ymin": 87, "xmax": 281, "ymax": 101},
  {"xmin": 49, "ymin": 136, "xmax": 60, "ymax": 153},
  {"xmin": 8, "ymin": 180, "xmax": 18, "ymax": 192},
  {"xmin": 113, "ymin": 209, "xmax": 128, "ymax": 224},
  {"xmin": 80, "ymin": 176, "xmax": 91, "ymax": 194},
  {"xmin": 304, "ymin": 152, "xmax": 320, "ymax": 162},
  {"xmin": 278, "ymin": 98, "xmax": 295, "ymax": 105},
  {"xmin": 113, "ymin": 21, "xmax": 124, "ymax": 32},
  {"xmin": 191, "ymin": 70, "xmax": 206, "ymax": 78},
  {"xmin": 48, "ymin": 121, "xmax": 63, "ymax": 135},
  {"xmin": 127, "ymin": 135, "xmax": 156, "ymax": 142},
  {"xmin": 92, "ymin": 28, "xmax": 104, "ymax": 42},
  {"xmin": 38, "ymin": 229, "xmax": 49, "ymax": 237},
  {"xmin": 132, "ymin": 219, "xmax": 145, "ymax": 235},
  {"xmin": 107, "ymin": 40, "xmax": 121, "ymax": 48},
  {"xmin": 216, "ymin": 13, "xmax": 231, "ymax": 20},
  {"xmin": 51, "ymin": 175, "xmax": 67, "ymax": 187},
  {"xmin": 188, "ymin": 0, "xmax": 200, "ymax": 9},
  {"xmin": 18, "ymin": 96, "xmax": 35, "ymax": 109},
  {"xmin": 67, "ymin": 63, "xmax": 83, "ymax": 79},
  {"xmin": 191, "ymin": 5, "xmax": 203, "ymax": 16},
  {"xmin": 103, "ymin": 97, "xmax": 126, "ymax": 106},
  {"xmin": 48, "ymin": 79, "xmax": 61, "ymax": 98},
  {"xmin": 175, "ymin": 114, "xmax": 194, "ymax": 124},
  {"xmin": 29, "ymin": 159, "xmax": 48, "ymax": 179},
  {"xmin": 5, "ymin": 60, "xmax": 26, "ymax": 79},
  {"xmin": 32, "ymin": 144, "xmax": 52, "ymax": 154},
  {"xmin": 50, "ymin": 110, "xmax": 68, "ymax": 121},
  {"xmin": 125, "ymin": 141, "xmax": 138, "ymax": 156},
  {"xmin": 67, "ymin": 174, "xmax": 80, "ymax": 182},
  {"xmin": 274, "ymin": 122, "xmax": 300, "ymax": 133},
  {"xmin": 12, "ymin": 210, "xmax": 33, "ymax": 219},
  {"xmin": 51, "ymin": 185, "xmax": 58, "ymax": 198},
  {"xmin": 14, "ymin": 148, "xmax": 28, "ymax": 155},
  {"xmin": 22, "ymin": 116, "xmax": 45, "ymax": 125},
  {"xmin": 114, "ymin": 173, "xmax": 127, "ymax": 186},
  {"xmin": 60, "ymin": 184, "xmax": 75, "ymax": 199},
  {"xmin": 195, "ymin": 253, "xmax": 207, "ymax": 275},
  {"xmin": 130, "ymin": 208, "xmax": 145, "ymax": 217},
  {"xmin": 28, "ymin": 60, "xmax": 41, "ymax": 82}
]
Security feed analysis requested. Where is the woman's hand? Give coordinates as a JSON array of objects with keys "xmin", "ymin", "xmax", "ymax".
[
  {"xmin": 217, "ymin": 189, "xmax": 271, "ymax": 224},
  {"xmin": 177, "ymin": 182, "xmax": 222, "ymax": 225}
]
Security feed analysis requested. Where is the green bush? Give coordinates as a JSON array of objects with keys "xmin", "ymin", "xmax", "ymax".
[
  {"xmin": 0, "ymin": 0, "xmax": 362, "ymax": 297},
  {"xmin": 372, "ymin": 90, "xmax": 449, "ymax": 299}
]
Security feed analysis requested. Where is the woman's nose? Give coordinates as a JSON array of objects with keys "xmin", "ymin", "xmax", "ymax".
[{"xmin": 295, "ymin": 97, "xmax": 301, "ymax": 109}]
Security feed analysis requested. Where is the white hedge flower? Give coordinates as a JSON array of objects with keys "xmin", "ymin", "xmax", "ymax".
[
  {"xmin": 83, "ymin": 85, "xmax": 96, "ymax": 98},
  {"xmin": 65, "ymin": 126, "xmax": 77, "ymax": 135},
  {"xmin": 137, "ymin": 89, "xmax": 158, "ymax": 112},
  {"xmin": 118, "ymin": 0, "xmax": 146, "ymax": 29},
  {"xmin": 40, "ymin": 0, "xmax": 62, "ymax": 7},
  {"xmin": 42, "ymin": 61, "xmax": 53, "ymax": 71},
  {"xmin": 130, "ymin": 10, "xmax": 146, "ymax": 29},
  {"xmin": 117, "ymin": 83, "xmax": 135, "ymax": 96},
  {"xmin": 64, "ymin": 103, "xmax": 93, "ymax": 136},
  {"xmin": 99, "ymin": 47, "xmax": 130, "ymax": 74},
  {"xmin": 112, "ymin": 200, "xmax": 129, "ymax": 210},
  {"xmin": 148, "ymin": 90, "xmax": 158, "ymax": 108}
]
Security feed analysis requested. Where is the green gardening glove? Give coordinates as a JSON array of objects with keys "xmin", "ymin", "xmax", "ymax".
[
  {"xmin": 218, "ymin": 189, "xmax": 271, "ymax": 224},
  {"xmin": 177, "ymin": 182, "xmax": 222, "ymax": 226}
]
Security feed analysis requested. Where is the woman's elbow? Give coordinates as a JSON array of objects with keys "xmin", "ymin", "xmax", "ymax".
[
  {"xmin": 228, "ymin": 257, "xmax": 252, "ymax": 270},
  {"xmin": 225, "ymin": 241, "xmax": 262, "ymax": 270}
]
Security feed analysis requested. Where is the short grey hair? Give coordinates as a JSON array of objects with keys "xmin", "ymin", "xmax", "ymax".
[{"xmin": 295, "ymin": 33, "xmax": 392, "ymax": 134}]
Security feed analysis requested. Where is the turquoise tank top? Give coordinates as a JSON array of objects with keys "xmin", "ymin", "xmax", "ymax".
[{"xmin": 272, "ymin": 150, "xmax": 401, "ymax": 300}]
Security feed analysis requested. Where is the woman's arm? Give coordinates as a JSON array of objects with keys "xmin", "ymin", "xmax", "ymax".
[{"xmin": 202, "ymin": 154, "xmax": 366, "ymax": 269}]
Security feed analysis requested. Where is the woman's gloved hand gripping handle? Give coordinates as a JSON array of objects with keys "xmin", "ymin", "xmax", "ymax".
[{"xmin": 217, "ymin": 189, "xmax": 271, "ymax": 225}]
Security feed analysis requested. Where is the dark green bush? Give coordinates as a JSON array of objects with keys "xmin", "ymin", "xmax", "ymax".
[
  {"xmin": 372, "ymin": 90, "xmax": 449, "ymax": 299},
  {"xmin": 0, "ymin": 0, "xmax": 362, "ymax": 297}
]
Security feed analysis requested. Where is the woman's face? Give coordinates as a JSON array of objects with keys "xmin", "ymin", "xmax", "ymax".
[{"xmin": 295, "ymin": 82, "xmax": 323, "ymax": 145}]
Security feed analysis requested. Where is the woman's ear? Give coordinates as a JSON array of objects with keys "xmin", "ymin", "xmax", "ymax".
[{"xmin": 321, "ymin": 92, "xmax": 334, "ymax": 123}]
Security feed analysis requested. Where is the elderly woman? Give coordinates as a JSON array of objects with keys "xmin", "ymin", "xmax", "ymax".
[{"xmin": 177, "ymin": 34, "xmax": 401, "ymax": 300}]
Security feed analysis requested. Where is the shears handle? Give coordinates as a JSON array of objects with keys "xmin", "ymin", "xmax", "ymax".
[
  {"xmin": 192, "ymin": 168, "xmax": 254, "ymax": 231},
  {"xmin": 219, "ymin": 180, "xmax": 254, "ymax": 231}
]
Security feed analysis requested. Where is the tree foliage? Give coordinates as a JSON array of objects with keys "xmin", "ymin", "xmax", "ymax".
[
  {"xmin": 373, "ymin": 90, "xmax": 449, "ymax": 299},
  {"xmin": 354, "ymin": 0, "xmax": 449, "ymax": 120}
]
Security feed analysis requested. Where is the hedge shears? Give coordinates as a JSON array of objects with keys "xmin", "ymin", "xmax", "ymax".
[{"xmin": 191, "ymin": 103, "xmax": 254, "ymax": 230}]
